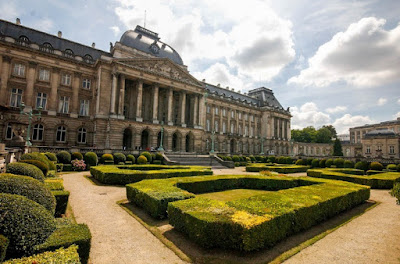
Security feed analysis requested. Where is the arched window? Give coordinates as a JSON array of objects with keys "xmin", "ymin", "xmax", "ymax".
[
  {"xmin": 40, "ymin": 42, "xmax": 53, "ymax": 53},
  {"xmin": 32, "ymin": 124, "xmax": 44, "ymax": 141},
  {"xmin": 64, "ymin": 49, "xmax": 74, "ymax": 58},
  {"xmin": 83, "ymin": 54, "xmax": 94, "ymax": 64},
  {"xmin": 77, "ymin": 128, "xmax": 87, "ymax": 144},
  {"xmin": 18, "ymin": 35, "xmax": 30, "ymax": 46},
  {"xmin": 56, "ymin": 126, "xmax": 67, "ymax": 142}
]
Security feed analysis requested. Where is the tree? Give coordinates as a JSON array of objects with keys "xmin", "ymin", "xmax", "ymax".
[
  {"xmin": 322, "ymin": 125, "xmax": 337, "ymax": 139},
  {"xmin": 333, "ymin": 138, "xmax": 343, "ymax": 156},
  {"xmin": 315, "ymin": 127, "xmax": 333, "ymax": 143}
]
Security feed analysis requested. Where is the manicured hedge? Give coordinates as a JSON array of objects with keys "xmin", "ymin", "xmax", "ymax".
[
  {"xmin": 6, "ymin": 162, "xmax": 45, "ymax": 182},
  {"xmin": 21, "ymin": 152, "xmax": 56, "ymax": 171},
  {"xmin": 20, "ymin": 159, "xmax": 49, "ymax": 176},
  {"xmin": 308, "ymin": 169, "xmax": 400, "ymax": 189},
  {"xmin": 34, "ymin": 223, "xmax": 91, "ymax": 264},
  {"xmin": 44, "ymin": 179, "xmax": 70, "ymax": 217},
  {"xmin": 84, "ymin": 152, "xmax": 98, "ymax": 167},
  {"xmin": 391, "ymin": 182, "xmax": 400, "ymax": 204},
  {"xmin": 57, "ymin": 151, "xmax": 71, "ymax": 164},
  {"xmin": 113, "ymin": 153, "xmax": 126, "ymax": 164},
  {"xmin": 0, "ymin": 174, "xmax": 56, "ymax": 214},
  {"xmin": 71, "ymin": 152, "xmax": 83, "ymax": 160},
  {"xmin": 62, "ymin": 164, "xmax": 73, "ymax": 171},
  {"xmin": 4, "ymin": 245, "xmax": 81, "ymax": 264},
  {"xmin": 246, "ymin": 164, "xmax": 310, "ymax": 173},
  {"xmin": 0, "ymin": 235, "xmax": 8, "ymax": 262},
  {"xmin": 325, "ymin": 168, "xmax": 365, "ymax": 175},
  {"xmin": 137, "ymin": 155, "xmax": 147, "ymax": 164},
  {"xmin": 44, "ymin": 152, "xmax": 57, "ymax": 162},
  {"xmin": 91, "ymin": 164, "xmax": 212, "ymax": 185},
  {"xmin": 0, "ymin": 194, "xmax": 56, "ymax": 258}
]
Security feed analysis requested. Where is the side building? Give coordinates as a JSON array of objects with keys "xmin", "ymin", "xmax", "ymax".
[{"xmin": 0, "ymin": 19, "xmax": 291, "ymax": 155}]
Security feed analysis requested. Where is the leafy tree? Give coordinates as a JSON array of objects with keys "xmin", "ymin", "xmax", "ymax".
[
  {"xmin": 322, "ymin": 125, "xmax": 337, "ymax": 139},
  {"xmin": 315, "ymin": 127, "xmax": 333, "ymax": 143},
  {"xmin": 333, "ymin": 138, "xmax": 343, "ymax": 156}
]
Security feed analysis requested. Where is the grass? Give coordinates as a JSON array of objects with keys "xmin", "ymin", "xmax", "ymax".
[{"xmin": 197, "ymin": 189, "xmax": 273, "ymax": 201}]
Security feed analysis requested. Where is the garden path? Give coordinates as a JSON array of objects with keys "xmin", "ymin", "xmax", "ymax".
[{"xmin": 62, "ymin": 172, "xmax": 186, "ymax": 264}]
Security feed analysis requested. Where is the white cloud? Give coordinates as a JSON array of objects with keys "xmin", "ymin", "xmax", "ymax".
[
  {"xmin": 377, "ymin": 97, "xmax": 387, "ymax": 106},
  {"xmin": 397, "ymin": 98, "xmax": 400, "ymax": 105},
  {"xmin": 114, "ymin": 0, "xmax": 295, "ymax": 83},
  {"xmin": 0, "ymin": 3, "xmax": 19, "ymax": 21},
  {"xmin": 394, "ymin": 112, "xmax": 400, "ymax": 119},
  {"xmin": 290, "ymin": 102, "xmax": 331, "ymax": 129},
  {"xmin": 333, "ymin": 114, "xmax": 374, "ymax": 134},
  {"xmin": 289, "ymin": 17, "xmax": 400, "ymax": 88},
  {"xmin": 110, "ymin": 26, "xmax": 121, "ymax": 36},
  {"xmin": 326, "ymin": 105, "xmax": 347, "ymax": 114},
  {"xmin": 32, "ymin": 18, "xmax": 54, "ymax": 32},
  {"xmin": 192, "ymin": 63, "xmax": 245, "ymax": 90}
]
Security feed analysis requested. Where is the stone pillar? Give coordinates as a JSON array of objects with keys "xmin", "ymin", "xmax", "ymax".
[
  {"xmin": 110, "ymin": 73, "xmax": 118, "ymax": 115},
  {"xmin": 287, "ymin": 121, "xmax": 291, "ymax": 140},
  {"xmin": 152, "ymin": 85, "xmax": 159, "ymax": 124},
  {"xmin": 136, "ymin": 80, "xmax": 143, "ymax": 122},
  {"xmin": 227, "ymin": 108, "xmax": 231, "ymax": 134},
  {"xmin": 242, "ymin": 113, "xmax": 246, "ymax": 137},
  {"xmin": 118, "ymin": 75, "xmax": 126, "ymax": 116},
  {"xmin": 0, "ymin": 56, "xmax": 11, "ymax": 105},
  {"xmin": 254, "ymin": 116, "xmax": 258, "ymax": 138},
  {"xmin": 198, "ymin": 95, "xmax": 205, "ymax": 127},
  {"xmin": 236, "ymin": 110, "xmax": 239, "ymax": 134},
  {"xmin": 167, "ymin": 88, "xmax": 173, "ymax": 126},
  {"xmin": 180, "ymin": 92, "xmax": 186, "ymax": 127},
  {"xmin": 71, "ymin": 72, "xmax": 81, "ymax": 117},
  {"xmin": 48, "ymin": 67, "xmax": 60, "ymax": 115},
  {"xmin": 193, "ymin": 94, "xmax": 199, "ymax": 127},
  {"xmin": 219, "ymin": 107, "xmax": 223, "ymax": 134},
  {"xmin": 25, "ymin": 61, "xmax": 37, "ymax": 108},
  {"xmin": 211, "ymin": 105, "xmax": 215, "ymax": 132}
]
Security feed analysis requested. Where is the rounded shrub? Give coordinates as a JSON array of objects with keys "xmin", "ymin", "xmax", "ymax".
[
  {"xmin": 319, "ymin": 159, "xmax": 327, "ymax": 168},
  {"xmin": 232, "ymin": 155, "xmax": 240, "ymax": 162},
  {"xmin": 355, "ymin": 161, "xmax": 369, "ymax": 171},
  {"xmin": 113, "ymin": 153, "xmax": 126, "ymax": 164},
  {"xmin": 344, "ymin": 160, "xmax": 354, "ymax": 168},
  {"xmin": 325, "ymin": 159, "xmax": 333, "ymax": 168},
  {"xmin": 277, "ymin": 156, "xmax": 286, "ymax": 164},
  {"xmin": 370, "ymin": 161, "xmax": 383, "ymax": 171},
  {"xmin": 6, "ymin": 162, "xmax": 45, "ymax": 182},
  {"xmin": 245, "ymin": 157, "xmax": 251, "ymax": 162},
  {"xmin": 71, "ymin": 152, "xmax": 83, "ymax": 160},
  {"xmin": 101, "ymin": 154, "xmax": 113, "ymax": 163},
  {"xmin": 137, "ymin": 155, "xmax": 147, "ymax": 164},
  {"xmin": 268, "ymin": 156, "xmax": 276, "ymax": 163},
  {"xmin": 0, "ymin": 193, "xmax": 56, "ymax": 258},
  {"xmin": 0, "ymin": 174, "xmax": 56, "ymax": 214},
  {"xmin": 284, "ymin": 156, "xmax": 293, "ymax": 164},
  {"xmin": 84, "ymin": 152, "xmax": 98, "ymax": 167},
  {"xmin": 20, "ymin": 159, "xmax": 49, "ymax": 176},
  {"xmin": 21, "ymin": 152, "xmax": 55, "ymax": 171},
  {"xmin": 226, "ymin": 156, "xmax": 232, "ymax": 161},
  {"xmin": 126, "ymin": 154, "xmax": 135, "ymax": 164},
  {"xmin": 56, "ymin": 151, "xmax": 71, "ymax": 164},
  {"xmin": 141, "ymin": 152, "xmax": 152, "ymax": 163},
  {"xmin": 240, "ymin": 156, "xmax": 245, "ymax": 162},
  {"xmin": 151, "ymin": 154, "xmax": 156, "ymax": 163},
  {"xmin": 44, "ymin": 152, "xmax": 57, "ymax": 162},
  {"xmin": 333, "ymin": 158, "xmax": 345, "ymax": 168},
  {"xmin": 387, "ymin": 164, "xmax": 397, "ymax": 171},
  {"xmin": 155, "ymin": 152, "xmax": 163, "ymax": 161},
  {"xmin": 295, "ymin": 159, "xmax": 305, "ymax": 165},
  {"xmin": 311, "ymin": 159, "xmax": 320, "ymax": 168},
  {"xmin": 306, "ymin": 158, "xmax": 314, "ymax": 165},
  {"xmin": 249, "ymin": 155, "xmax": 256, "ymax": 162}
]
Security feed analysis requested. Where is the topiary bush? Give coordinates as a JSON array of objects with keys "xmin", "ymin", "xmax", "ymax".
[
  {"xmin": 56, "ymin": 151, "xmax": 71, "ymax": 165},
  {"xmin": 268, "ymin": 156, "xmax": 276, "ymax": 163},
  {"xmin": 370, "ymin": 162, "xmax": 383, "ymax": 171},
  {"xmin": 344, "ymin": 160, "xmax": 354, "ymax": 168},
  {"xmin": 306, "ymin": 158, "xmax": 314, "ymax": 165},
  {"xmin": 4, "ymin": 245, "xmax": 80, "ymax": 264},
  {"xmin": 311, "ymin": 159, "xmax": 320, "ymax": 168},
  {"xmin": 0, "ymin": 174, "xmax": 56, "ymax": 214},
  {"xmin": 71, "ymin": 152, "xmax": 83, "ymax": 160},
  {"xmin": 0, "ymin": 194, "xmax": 56, "ymax": 258},
  {"xmin": 333, "ymin": 158, "xmax": 345, "ymax": 168},
  {"xmin": 325, "ymin": 159, "xmax": 333, "ymax": 168},
  {"xmin": 295, "ymin": 159, "xmax": 305, "ymax": 165},
  {"xmin": 391, "ymin": 182, "xmax": 400, "ymax": 204},
  {"xmin": 101, "ymin": 154, "xmax": 113, "ymax": 164},
  {"xmin": 387, "ymin": 164, "xmax": 397, "ymax": 171},
  {"xmin": 0, "ymin": 234, "xmax": 8, "ymax": 262},
  {"xmin": 126, "ymin": 154, "xmax": 135, "ymax": 164},
  {"xmin": 83, "ymin": 152, "xmax": 98, "ymax": 167},
  {"xmin": 20, "ymin": 159, "xmax": 49, "ymax": 176},
  {"xmin": 284, "ymin": 156, "xmax": 293, "ymax": 164},
  {"xmin": 226, "ymin": 156, "xmax": 232, "ymax": 161},
  {"xmin": 319, "ymin": 159, "xmax": 327, "ymax": 168},
  {"xmin": 44, "ymin": 152, "xmax": 57, "ymax": 162},
  {"xmin": 355, "ymin": 161, "xmax": 369, "ymax": 171},
  {"xmin": 21, "ymin": 152, "xmax": 55, "ymax": 171},
  {"xmin": 113, "ymin": 153, "xmax": 126, "ymax": 164},
  {"xmin": 155, "ymin": 152, "xmax": 163, "ymax": 161},
  {"xmin": 6, "ymin": 162, "xmax": 45, "ymax": 182},
  {"xmin": 232, "ymin": 155, "xmax": 240, "ymax": 162},
  {"xmin": 249, "ymin": 155, "xmax": 256, "ymax": 162},
  {"xmin": 277, "ymin": 156, "xmax": 286, "ymax": 164},
  {"xmin": 151, "ymin": 154, "xmax": 156, "ymax": 163},
  {"xmin": 141, "ymin": 152, "xmax": 152, "ymax": 163},
  {"xmin": 137, "ymin": 155, "xmax": 147, "ymax": 164},
  {"xmin": 397, "ymin": 164, "xmax": 400, "ymax": 172}
]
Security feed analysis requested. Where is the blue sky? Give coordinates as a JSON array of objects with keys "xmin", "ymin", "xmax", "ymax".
[{"xmin": 1, "ymin": 0, "xmax": 399, "ymax": 134}]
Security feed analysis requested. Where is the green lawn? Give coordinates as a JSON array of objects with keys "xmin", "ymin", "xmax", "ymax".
[{"xmin": 196, "ymin": 189, "xmax": 273, "ymax": 201}]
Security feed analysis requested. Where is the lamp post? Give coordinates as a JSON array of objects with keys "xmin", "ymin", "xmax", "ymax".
[
  {"xmin": 260, "ymin": 136, "xmax": 264, "ymax": 155},
  {"xmin": 210, "ymin": 130, "xmax": 215, "ymax": 154},
  {"xmin": 19, "ymin": 102, "xmax": 42, "ymax": 147},
  {"xmin": 158, "ymin": 121, "xmax": 164, "ymax": 152}
]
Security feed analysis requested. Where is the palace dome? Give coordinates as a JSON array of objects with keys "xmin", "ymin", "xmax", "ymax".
[{"xmin": 120, "ymin": 25, "xmax": 184, "ymax": 65}]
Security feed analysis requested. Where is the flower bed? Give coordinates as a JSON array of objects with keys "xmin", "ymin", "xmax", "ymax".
[
  {"xmin": 90, "ymin": 164, "xmax": 212, "ymax": 185},
  {"xmin": 246, "ymin": 163, "xmax": 310, "ymax": 173}
]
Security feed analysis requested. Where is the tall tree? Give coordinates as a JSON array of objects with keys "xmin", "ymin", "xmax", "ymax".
[
  {"xmin": 315, "ymin": 127, "xmax": 333, "ymax": 143},
  {"xmin": 333, "ymin": 138, "xmax": 343, "ymax": 156},
  {"xmin": 322, "ymin": 125, "xmax": 337, "ymax": 138}
]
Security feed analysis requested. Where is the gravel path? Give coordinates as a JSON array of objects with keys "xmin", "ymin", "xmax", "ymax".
[{"xmin": 62, "ymin": 172, "xmax": 186, "ymax": 264}]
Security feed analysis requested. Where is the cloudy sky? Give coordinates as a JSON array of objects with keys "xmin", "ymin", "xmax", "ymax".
[{"xmin": 2, "ymin": 0, "xmax": 399, "ymax": 134}]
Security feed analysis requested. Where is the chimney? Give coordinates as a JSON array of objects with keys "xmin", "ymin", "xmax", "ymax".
[
  {"xmin": 92, "ymin": 42, "xmax": 96, "ymax": 48},
  {"xmin": 57, "ymin": 31, "xmax": 62, "ymax": 38},
  {"xmin": 226, "ymin": 86, "xmax": 229, "ymax": 89},
  {"xmin": 217, "ymin": 83, "xmax": 220, "ymax": 87},
  {"xmin": 16, "ymin": 18, "xmax": 21, "ymax": 25},
  {"xmin": 202, "ymin": 79, "xmax": 206, "ymax": 82}
]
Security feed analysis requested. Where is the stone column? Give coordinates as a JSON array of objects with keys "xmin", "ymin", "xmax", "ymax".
[
  {"xmin": 180, "ymin": 92, "xmax": 186, "ymax": 127},
  {"xmin": 118, "ymin": 75, "xmax": 126, "ymax": 116},
  {"xmin": 136, "ymin": 80, "xmax": 143, "ymax": 122},
  {"xmin": 236, "ymin": 110, "xmax": 239, "ymax": 134},
  {"xmin": 25, "ymin": 61, "xmax": 37, "ymax": 109},
  {"xmin": 152, "ymin": 85, "xmax": 159, "ymax": 124},
  {"xmin": 167, "ymin": 88, "xmax": 173, "ymax": 125},
  {"xmin": 0, "ymin": 56, "xmax": 11, "ymax": 105},
  {"xmin": 227, "ymin": 108, "xmax": 231, "ymax": 134},
  {"xmin": 219, "ymin": 107, "xmax": 223, "ymax": 134},
  {"xmin": 242, "ymin": 113, "xmax": 246, "ymax": 137},
  {"xmin": 287, "ymin": 121, "xmax": 291, "ymax": 140},
  {"xmin": 211, "ymin": 104, "xmax": 215, "ymax": 132},
  {"xmin": 71, "ymin": 72, "xmax": 81, "ymax": 118},
  {"xmin": 198, "ymin": 95, "xmax": 205, "ymax": 127},
  {"xmin": 48, "ymin": 67, "xmax": 60, "ymax": 115},
  {"xmin": 110, "ymin": 73, "xmax": 118, "ymax": 115},
  {"xmin": 254, "ymin": 116, "xmax": 258, "ymax": 138},
  {"xmin": 193, "ymin": 94, "xmax": 199, "ymax": 127}
]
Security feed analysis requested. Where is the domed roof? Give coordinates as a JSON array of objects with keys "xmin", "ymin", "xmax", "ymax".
[{"xmin": 120, "ymin": 26, "xmax": 183, "ymax": 65}]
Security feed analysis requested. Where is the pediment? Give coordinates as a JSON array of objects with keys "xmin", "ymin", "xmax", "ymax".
[{"xmin": 114, "ymin": 58, "xmax": 202, "ymax": 87}]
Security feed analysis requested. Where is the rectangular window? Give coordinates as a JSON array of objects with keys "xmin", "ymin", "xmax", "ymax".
[
  {"xmin": 222, "ymin": 122, "xmax": 226, "ymax": 133},
  {"xmin": 206, "ymin": 106, "xmax": 210, "ymax": 113},
  {"xmin": 206, "ymin": 119, "xmax": 211, "ymax": 132},
  {"xmin": 222, "ymin": 108, "xmax": 226, "ymax": 116},
  {"xmin": 245, "ymin": 126, "xmax": 248, "ymax": 136},
  {"xmin": 389, "ymin": 146, "xmax": 395, "ymax": 154},
  {"xmin": 215, "ymin": 107, "xmax": 219, "ymax": 115},
  {"xmin": 5, "ymin": 124, "xmax": 13, "ymax": 139},
  {"xmin": 231, "ymin": 111, "xmax": 235, "ymax": 118},
  {"xmin": 13, "ymin": 63, "xmax": 25, "ymax": 76},
  {"xmin": 245, "ymin": 113, "xmax": 248, "ymax": 120},
  {"xmin": 38, "ymin": 68, "xmax": 50, "ymax": 81},
  {"xmin": 36, "ymin": 92, "xmax": 47, "ymax": 109},
  {"xmin": 231, "ymin": 123, "xmax": 234, "ymax": 134},
  {"xmin": 214, "ymin": 120, "xmax": 219, "ymax": 132},
  {"xmin": 79, "ymin": 99, "xmax": 90, "ymax": 116},
  {"xmin": 61, "ymin": 73, "xmax": 71, "ymax": 86},
  {"xmin": 251, "ymin": 115, "xmax": 254, "ymax": 122},
  {"xmin": 239, "ymin": 112, "xmax": 242, "ymax": 119},
  {"xmin": 250, "ymin": 127, "xmax": 254, "ymax": 137},
  {"xmin": 239, "ymin": 124, "xmax": 242, "ymax": 135},
  {"xmin": 82, "ymin": 78, "xmax": 91, "ymax": 89},
  {"xmin": 58, "ymin": 96, "xmax": 69, "ymax": 114},
  {"xmin": 10, "ymin": 88, "xmax": 23, "ymax": 107}
]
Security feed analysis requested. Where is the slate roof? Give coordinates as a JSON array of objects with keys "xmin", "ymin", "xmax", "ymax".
[
  {"xmin": 365, "ymin": 129, "xmax": 397, "ymax": 137},
  {"xmin": 0, "ymin": 19, "xmax": 110, "ymax": 60}
]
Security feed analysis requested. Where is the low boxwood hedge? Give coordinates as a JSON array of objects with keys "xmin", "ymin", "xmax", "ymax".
[
  {"xmin": 391, "ymin": 182, "xmax": 400, "ymax": 204},
  {"xmin": 308, "ymin": 169, "xmax": 400, "ymax": 189},
  {"xmin": 4, "ymin": 245, "xmax": 81, "ymax": 264},
  {"xmin": 44, "ymin": 179, "xmax": 70, "ymax": 217},
  {"xmin": 246, "ymin": 163, "xmax": 310, "ymax": 173},
  {"xmin": 0, "ymin": 194, "xmax": 56, "ymax": 258},
  {"xmin": 20, "ymin": 159, "xmax": 49, "ymax": 176},
  {"xmin": 91, "ymin": 164, "xmax": 212, "ymax": 185},
  {"xmin": 0, "ymin": 173, "xmax": 56, "ymax": 214},
  {"xmin": 6, "ymin": 162, "xmax": 45, "ymax": 182},
  {"xmin": 34, "ymin": 223, "xmax": 91, "ymax": 264},
  {"xmin": 0, "ymin": 235, "xmax": 8, "ymax": 262},
  {"xmin": 62, "ymin": 164, "xmax": 73, "ymax": 171},
  {"xmin": 127, "ymin": 175, "xmax": 369, "ymax": 250}
]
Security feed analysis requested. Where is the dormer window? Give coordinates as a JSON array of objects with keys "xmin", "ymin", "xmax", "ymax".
[
  {"xmin": 64, "ymin": 49, "xmax": 74, "ymax": 58},
  {"xmin": 40, "ymin": 42, "xmax": 54, "ymax": 53},
  {"xmin": 83, "ymin": 54, "xmax": 94, "ymax": 64},
  {"xmin": 18, "ymin": 36, "xmax": 30, "ymax": 47}
]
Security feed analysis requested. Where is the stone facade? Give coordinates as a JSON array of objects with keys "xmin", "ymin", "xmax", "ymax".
[
  {"xmin": 0, "ymin": 19, "xmax": 291, "ymax": 155},
  {"xmin": 292, "ymin": 142, "xmax": 333, "ymax": 157}
]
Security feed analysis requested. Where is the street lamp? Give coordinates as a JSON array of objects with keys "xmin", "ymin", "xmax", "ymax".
[
  {"xmin": 19, "ymin": 102, "xmax": 42, "ymax": 147},
  {"xmin": 260, "ymin": 136, "xmax": 264, "ymax": 155},
  {"xmin": 157, "ymin": 121, "xmax": 165, "ymax": 152}
]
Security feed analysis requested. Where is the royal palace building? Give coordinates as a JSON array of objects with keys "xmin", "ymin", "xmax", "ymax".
[{"xmin": 0, "ymin": 18, "xmax": 291, "ymax": 155}]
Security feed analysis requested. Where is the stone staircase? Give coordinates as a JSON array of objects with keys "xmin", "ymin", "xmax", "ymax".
[{"xmin": 165, "ymin": 153, "xmax": 228, "ymax": 169}]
